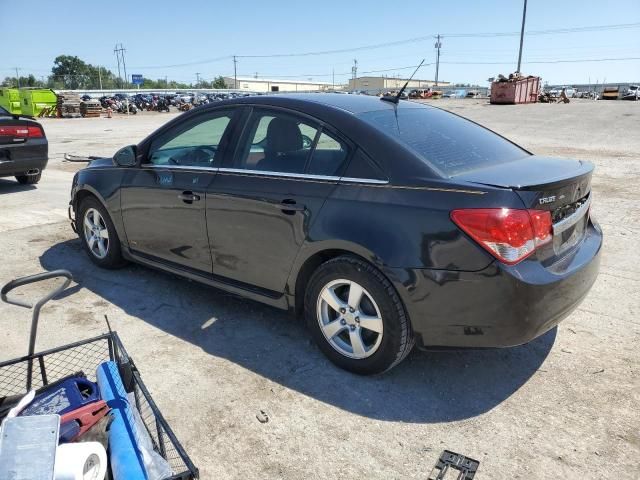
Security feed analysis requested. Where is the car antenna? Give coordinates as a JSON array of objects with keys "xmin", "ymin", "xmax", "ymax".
[{"xmin": 381, "ymin": 59, "xmax": 425, "ymax": 105}]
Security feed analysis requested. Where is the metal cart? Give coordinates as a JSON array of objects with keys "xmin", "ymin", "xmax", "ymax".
[{"xmin": 0, "ymin": 270, "xmax": 199, "ymax": 480}]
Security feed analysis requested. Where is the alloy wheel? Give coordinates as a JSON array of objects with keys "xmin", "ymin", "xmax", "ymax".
[
  {"xmin": 83, "ymin": 208, "xmax": 109, "ymax": 259},
  {"xmin": 316, "ymin": 279, "xmax": 384, "ymax": 359}
]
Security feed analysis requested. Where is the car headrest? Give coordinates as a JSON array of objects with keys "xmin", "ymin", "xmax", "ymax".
[{"xmin": 265, "ymin": 118, "xmax": 303, "ymax": 155}]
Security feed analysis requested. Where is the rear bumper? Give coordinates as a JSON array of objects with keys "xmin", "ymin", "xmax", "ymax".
[
  {"xmin": 389, "ymin": 220, "xmax": 603, "ymax": 348},
  {"xmin": 0, "ymin": 156, "xmax": 48, "ymax": 177}
]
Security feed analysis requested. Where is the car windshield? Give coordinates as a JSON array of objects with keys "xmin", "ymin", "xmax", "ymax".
[
  {"xmin": 359, "ymin": 106, "xmax": 529, "ymax": 176},
  {"xmin": 0, "ymin": 105, "xmax": 10, "ymax": 116}
]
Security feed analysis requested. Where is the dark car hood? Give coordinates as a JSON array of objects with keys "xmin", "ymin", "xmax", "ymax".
[{"xmin": 453, "ymin": 156, "xmax": 593, "ymax": 189}]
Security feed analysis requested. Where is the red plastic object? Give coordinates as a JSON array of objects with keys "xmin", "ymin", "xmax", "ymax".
[
  {"xmin": 490, "ymin": 76, "xmax": 540, "ymax": 104},
  {"xmin": 59, "ymin": 400, "xmax": 109, "ymax": 441}
]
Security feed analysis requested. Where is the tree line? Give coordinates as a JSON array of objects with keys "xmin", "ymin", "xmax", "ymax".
[{"xmin": 2, "ymin": 55, "xmax": 227, "ymax": 90}]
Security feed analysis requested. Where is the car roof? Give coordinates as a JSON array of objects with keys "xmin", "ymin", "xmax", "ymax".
[{"xmin": 229, "ymin": 92, "xmax": 427, "ymax": 115}]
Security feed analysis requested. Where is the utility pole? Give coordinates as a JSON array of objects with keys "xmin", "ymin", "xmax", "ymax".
[
  {"xmin": 434, "ymin": 35, "xmax": 442, "ymax": 86},
  {"xmin": 114, "ymin": 44, "xmax": 123, "ymax": 88},
  {"xmin": 98, "ymin": 67, "xmax": 103, "ymax": 90},
  {"xmin": 351, "ymin": 59, "xmax": 358, "ymax": 90},
  {"xmin": 516, "ymin": 0, "xmax": 527, "ymax": 73},
  {"xmin": 195, "ymin": 72, "xmax": 201, "ymax": 88},
  {"xmin": 114, "ymin": 43, "xmax": 128, "ymax": 88},
  {"xmin": 121, "ymin": 45, "xmax": 128, "ymax": 89},
  {"xmin": 233, "ymin": 55, "xmax": 238, "ymax": 89},
  {"xmin": 15, "ymin": 67, "xmax": 20, "ymax": 88},
  {"xmin": 332, "ymin": 68, "xmax": 335, "ymax": 91}
]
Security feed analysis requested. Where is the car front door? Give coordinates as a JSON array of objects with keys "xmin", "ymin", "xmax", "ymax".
[
  {"xmin": 121, "ymin": 109, "xmax": 236, "ymax": 273},
  {"xmin": 206, "ymin": 107, "xmax": 350, "ymax": 295}
]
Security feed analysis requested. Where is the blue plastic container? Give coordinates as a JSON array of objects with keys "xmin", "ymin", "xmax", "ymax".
[{"xmin": 20, "ymin": 375, "xmax": 99, "ymax": 416}]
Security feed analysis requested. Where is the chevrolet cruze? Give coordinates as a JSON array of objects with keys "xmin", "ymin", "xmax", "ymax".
[{"xmin": 70, "ymin": 94, "xmax": 602, "ymax": 374}]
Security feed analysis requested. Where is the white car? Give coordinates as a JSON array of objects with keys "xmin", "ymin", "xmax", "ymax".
[{"xmin": 622, "ymin": 85, "xmax": 639, "ymax": 100}]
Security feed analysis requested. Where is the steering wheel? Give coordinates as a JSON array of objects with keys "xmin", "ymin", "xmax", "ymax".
[{"xmin": 191, "ymin": 146, "xmax": 216, "ymax": 164}]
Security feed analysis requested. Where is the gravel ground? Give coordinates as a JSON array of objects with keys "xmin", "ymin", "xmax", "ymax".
[{"xmin": 0, "ymin": 98, "xmax": 638, "ymax": 479}]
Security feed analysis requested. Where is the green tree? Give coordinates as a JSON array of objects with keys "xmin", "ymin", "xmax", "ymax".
[
  {"xmin": 212, "ymin": 76, "xmax": 227, "ymax": 89},
  {"xmin": 50, "ymin": 55, "xmax": 118, "ymax": 89},
  {"xmin": 51, "ymin": 55, "xmax": 92, "ymax": 89},
  {"xmin": 1, "ymin": 75, "xmax": 46, "ymax": 88}
]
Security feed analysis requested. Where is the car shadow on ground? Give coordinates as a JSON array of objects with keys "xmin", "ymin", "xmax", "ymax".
[
  {"xmin": 40, "ymin": 239, "xmax": 556, "ymax": 424},
  {"xmin": 0, "ymin": 178, "xmax": 36, "ymax": 194}
]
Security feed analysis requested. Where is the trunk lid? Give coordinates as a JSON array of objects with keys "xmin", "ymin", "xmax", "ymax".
[{"xmin": 455, "ymin": 156, "xmax": 593, "ymax": 262}]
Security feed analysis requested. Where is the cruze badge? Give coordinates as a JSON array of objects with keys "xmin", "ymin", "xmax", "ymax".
[{"xmin": 539, "ymin": 195, "xmax": 556, "ymax": 205}]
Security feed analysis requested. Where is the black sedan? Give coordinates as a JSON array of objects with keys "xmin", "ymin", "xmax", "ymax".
[
  {"xmin": 69, "ymin": 94, "xmax": 602, "ymax": 374},
  {"xmin": 0, "ymin": 105, "xmax": 47, "ymax": 184}
]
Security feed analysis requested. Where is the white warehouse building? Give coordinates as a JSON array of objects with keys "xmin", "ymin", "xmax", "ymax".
[{"xmin": 223, "ymin": 76, "xmax": 336, "ymax": 93}]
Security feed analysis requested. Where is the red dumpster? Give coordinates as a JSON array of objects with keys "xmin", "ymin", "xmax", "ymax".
[{"xmin": 490, "ymin": 76, "xmax": 540, "ymax": 104}]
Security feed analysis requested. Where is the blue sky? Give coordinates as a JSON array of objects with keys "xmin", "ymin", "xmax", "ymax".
[{"xmin": 1, "ymin": 0, "xmax": 638, "ymax": 86}]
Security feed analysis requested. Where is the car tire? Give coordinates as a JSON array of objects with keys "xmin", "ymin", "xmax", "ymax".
[
  {"xmin": 78, "ymin": 196, "xmax": 127, "ymax": 269},
  {"xmin": 305, "ymin": 255, "xmax": 414, "ymax": 375},
  {"xmin": 15, "ymin": 173, "xmax": 41, "ymax": 185}
]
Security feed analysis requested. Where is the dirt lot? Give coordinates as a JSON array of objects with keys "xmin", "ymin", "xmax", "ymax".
[{"xmin": 1, "ymin": 99, "xmax": 638, "ymax": 479}]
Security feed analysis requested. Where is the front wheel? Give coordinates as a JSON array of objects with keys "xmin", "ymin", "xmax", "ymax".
[
  {"xmin": 78, "ymin": 197, "xmax": 127, "ymax": 269},
  {"xmin": 305, "ymin": 256, "xmax": 414, "ymax": 375}
]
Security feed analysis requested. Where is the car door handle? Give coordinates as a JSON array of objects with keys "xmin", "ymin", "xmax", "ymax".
[
  {"xmin": 178, "ymin": 191, "xmax": 201, "ymax": 203},
  {"xmin": 278, "ymin": 199, "xmax": 305, "ymax": 213}
]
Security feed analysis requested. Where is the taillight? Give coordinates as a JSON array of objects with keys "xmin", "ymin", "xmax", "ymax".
[
  {"xmin": 451, "ymin": 208, "xmax": 552, "ymax": 265},
  {"xmin": 0, "ymin": 125, "xmax": 44, "ymax": 138}
]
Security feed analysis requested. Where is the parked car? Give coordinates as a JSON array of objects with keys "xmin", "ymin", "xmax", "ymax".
[
  {"xmin": 622, "ymin": 85, "xmax": 639, "ymax": 100},
  {"xmin": 69, "ymin": 94, "xmax": 602, "ymax": 374},
  {"xmin": 0, "ymin": 105, "xmax": 47, "ymax": 184}
]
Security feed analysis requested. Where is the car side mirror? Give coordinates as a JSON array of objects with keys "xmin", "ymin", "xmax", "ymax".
[{"xmin": 113, "ymin": 145, "xmax": 137, "ymax": 167}]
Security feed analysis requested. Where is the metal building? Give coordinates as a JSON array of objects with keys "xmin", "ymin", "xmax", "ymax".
[
  {"xmin": 348, "ymin": 76, "xmax": 450, "ymax": 93},
  {"xmin": 223, "ymin": 77, "xmax": 336, "ymax": 93}
]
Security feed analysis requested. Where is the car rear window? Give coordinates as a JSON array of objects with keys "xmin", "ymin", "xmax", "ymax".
[{"xmin": 359, "ymin": 106, "xmax": 529, "ymax": 176}]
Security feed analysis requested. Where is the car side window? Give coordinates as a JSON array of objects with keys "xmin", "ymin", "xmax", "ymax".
[
  {"xmin": 148, "ymin": 112, "xmax": 232, "ymax": 167},
  {"xmin": 235, "ymin": 111, "xmax": 318, "ymax": 174},
  {"xmin": 307, "ymin": 131, "xmax": 349, "ymax": 176}
]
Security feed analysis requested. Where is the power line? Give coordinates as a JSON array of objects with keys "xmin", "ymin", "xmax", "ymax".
[
  {"xmin": 130, "ymin": 55, "xmax": 232, "ymax": 70},
  {"xmin": 441, "ymin": 56, "xmax": 640, "ymax": 65},
  {"xmin": 122, "ymin": 22, "xmax": 640, "ymax": 69},
  {"xmin": 231, "ymin": 57, "xmax": 637, "ymax": 81},
  {"xmin": 231, "ymin": 63, "xmax": 434, "ymax": 80},
  {"xmin": 235, "ymin": 22, "xmax": 640, "ymax": 59}
]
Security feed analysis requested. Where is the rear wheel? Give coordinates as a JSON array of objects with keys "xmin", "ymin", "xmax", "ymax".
[
  {"xmin": 15, "ymin": 173, "xmax": 41, "ymax": 184},
  {"xmin": 305, "ymin": 256, "xmax": 414, "ymax": 375},
  {"xmin": 78, "ymin": 197, "xmax": 126, "ymax": 269}
]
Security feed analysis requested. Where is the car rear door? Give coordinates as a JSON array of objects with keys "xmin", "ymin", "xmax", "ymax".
[
  {"xmin": 121, "ymin": 109, "xmax": 236, "ymax": 273},
  {"xmin": 205, "ymin": 107, "xmax": 351, "ymax": 295}
]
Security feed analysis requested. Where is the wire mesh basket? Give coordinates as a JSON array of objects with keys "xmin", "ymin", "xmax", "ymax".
[
  {"xmin": 0, "ymin": 333, "xmax": 198, "ymax": 480},
  {"xmin": 0, "ymin": 271, "xmax": 198, "ymax": 480}
]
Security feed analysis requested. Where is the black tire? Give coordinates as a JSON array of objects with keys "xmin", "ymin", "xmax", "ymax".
[
  {"xmin": 15, "ymin": 173, "xmax": 41, "ymax": 184},
  {"xmin": 305, "ymin": 255, "xmax": 414, "ymax": 375},
  {"xmin": 77, "ymin": 196, "xmax": 127, "ymax": 269}
]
